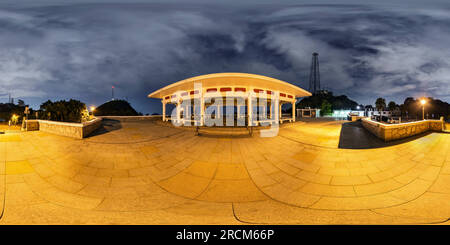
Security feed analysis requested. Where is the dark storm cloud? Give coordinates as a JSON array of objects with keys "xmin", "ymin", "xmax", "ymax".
[{"xmin": 0, "ymin": 2, "xmax": 449, "ymax": 113}]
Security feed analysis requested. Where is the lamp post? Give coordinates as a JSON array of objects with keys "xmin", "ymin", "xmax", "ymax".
[{"xmin": 420, "ymin": 99, "xmax": 426, "ymax": 120}]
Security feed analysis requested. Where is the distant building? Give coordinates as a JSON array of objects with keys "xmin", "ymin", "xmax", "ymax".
[
  {"xmin": 297, "ymin": 108, "xmax": 320, "ymax": 118},
  {"xmin": 370, "ymin": 111, "xmax": 391, "ymax": 117},
  {"xmin": 363, "ymin": 107, "xmax": 392, "ymax": 117}
]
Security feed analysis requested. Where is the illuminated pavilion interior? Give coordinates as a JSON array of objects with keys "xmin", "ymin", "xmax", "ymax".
[{"xmin": 148, "ymin": 73, "xmax": 312, "ymax": 126}]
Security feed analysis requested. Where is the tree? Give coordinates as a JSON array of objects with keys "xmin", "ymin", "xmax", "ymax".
[
  {"xmin": 375, "ymin": 98, "xmax": 386, "ymax": 112},
  {"xmin": 40, "ymin": 99, "xmax": 87, "ymax": 123},
  {"xmin": 388, "ymin": 101, "xmax": 397, "ymax": 111},
  {"xmin": 398, "ymin": 97, "xmax": 450, "ymax": 121},
  {"xmin": 402, "ymin": 97, "xmax": 417, "ymax": 119},
  {"xmin": 0, "ymin": 100, "xmax": 27, "ymax": 123},
  {"xmin": 320, "ymin": 100, "xmax": 333, "ymax": 116}
]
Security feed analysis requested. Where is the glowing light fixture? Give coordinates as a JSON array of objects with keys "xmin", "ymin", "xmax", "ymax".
[
  {"xmin": 10, "ymin": 114, "xmax": 19, "ymax": 125},
  {"xmin": 420, "ymin": 98, "xmax": 426, "ymax": 120},
  {"xmin": 420, "ymin": 99, "xmax": 426, "ymax": 105}
]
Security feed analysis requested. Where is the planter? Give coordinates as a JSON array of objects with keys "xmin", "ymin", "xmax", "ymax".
[
  {"xmin": 23, "ymin": 118, "xmax": 102, "ymax": 139},
  {"xmin": 361, "ymin": 118, "xmax": 444, "ymax": 142}
]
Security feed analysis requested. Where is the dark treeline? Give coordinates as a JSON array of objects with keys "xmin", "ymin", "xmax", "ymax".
[
  {"xmin": 297, "ymin": 91, "xmax": 359, "ymax": 113},
  {"xmin": 400, "ymin": 97, "xmax": 450, "ymax": 120},
  {"xmin": 1, "ymin": 99, "xmax": 88, "ymax": 123},
  {"xmin": 39, "ymin": 99, "xmax": 89, "ymax": 123},
  {"xmin": 0, "ymin": 101, "xmax": 30, "ymax": 122}
]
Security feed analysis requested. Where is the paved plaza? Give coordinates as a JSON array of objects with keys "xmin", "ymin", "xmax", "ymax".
[{"xmin": 0, "ymin": 119, "xmax": 449, "ymax": 224}]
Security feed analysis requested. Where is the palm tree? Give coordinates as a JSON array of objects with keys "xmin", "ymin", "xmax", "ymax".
[
  {"xmin": 388, "ymin": 101, "xmax": 397, "ymax": 111},
  {"xmin": 375, "ymin": 98, "xmax": 386, "ymax": 112}
]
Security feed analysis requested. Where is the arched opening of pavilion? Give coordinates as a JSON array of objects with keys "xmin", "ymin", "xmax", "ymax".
[{"xmin": 148, "ymin": 73, "xmax": 311, "ymax": 127}]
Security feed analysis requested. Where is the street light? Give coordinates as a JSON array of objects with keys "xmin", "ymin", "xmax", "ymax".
[
  {"xmin": 10, "ymin": 114, "xmax": 18, "ymax": 126},
  {"xmin": 90, "ymin": 106, "xmax": 96, "ymax": 116},
  {"xmin": 420, "ymin": 99, "xmax": 426, "ymax": 120}
]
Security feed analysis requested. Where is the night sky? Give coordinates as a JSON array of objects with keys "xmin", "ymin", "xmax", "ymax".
[{"xmin": 1, "ymin": 0, "xmax": 449, "ymax": 114}]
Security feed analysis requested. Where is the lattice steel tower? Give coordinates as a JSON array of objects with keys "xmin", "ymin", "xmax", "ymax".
[{"xmin": 308, "ymin": 52, "xmax": 320, "ymax": 94}]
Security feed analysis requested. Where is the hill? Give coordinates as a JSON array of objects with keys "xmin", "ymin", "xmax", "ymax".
[
  {"xmin": 297, "ymin": 91, "xmax": 359, "ymax": 111},
  {"xmin": 94, "ymin": 100, "xmax": 139, "ymax": 116}
]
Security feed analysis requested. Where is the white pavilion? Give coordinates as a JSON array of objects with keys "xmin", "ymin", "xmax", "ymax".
[{"xmin": 148, "ymin": 73, "xmax": 311, "ymax": 126}]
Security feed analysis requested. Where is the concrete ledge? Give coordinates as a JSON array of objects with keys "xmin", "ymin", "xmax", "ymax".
[
  {"xmin": 97, "ymin": 115, "xmax": 161, "ymax": 122},
  {"xmin": 24, "ymin": 118, "xmax": 102, "ymax": 139},
  {"xmin": 362, "ymin": 118, "xmax": 444, "ymax": 142},
  {"xmin": 351, "ymin": 115, "xmax": 365, "ymax": 121}
]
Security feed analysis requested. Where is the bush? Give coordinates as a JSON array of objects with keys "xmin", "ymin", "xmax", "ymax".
[
  {"xmin": 320, "ymin": 100, "xmax": 333, "ymax": 116},
  {"xmin": 40, "ymin": 99, "xmax": 88, "ymax": 123}
]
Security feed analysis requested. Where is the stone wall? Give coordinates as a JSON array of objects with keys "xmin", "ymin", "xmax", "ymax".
[
  {"xmin": 362, "ymin": 118, "xmax": 444, "ymax": 142},
  {"xmin": 351, "ymin": 116, "xmax": 365, "ymax": 122},
  {"xmin": 97, "ymin": 115, "xmax": 161, "ymax": 122},
  {"xmin": 23, "ymin": 120, "xmax": 39, "ymax": 131},
  {"xmin": 38, "ymin": 120, "xmax": 84, "ymax": 138},
  {"xmin": 23, "ymin": 118, "xmax": 102, "ymax": 139},
  {"xmin": 82, "ymin": 118, "xmax": 103, "ymax": 138}
]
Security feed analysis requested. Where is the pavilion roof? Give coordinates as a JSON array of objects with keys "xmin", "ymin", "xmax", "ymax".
[{"xmin": 148, "ymin": 73, "xmax": 311, "ymax": 99}]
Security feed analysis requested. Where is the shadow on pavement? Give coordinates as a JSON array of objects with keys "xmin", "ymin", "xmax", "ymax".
[
  {"xmin": 86, "ymin": 119, "xmax": 122, "ymax": 137},
  {"xmin": 338, "ymin": 121, "xmax": 431, "ymax": 149}
]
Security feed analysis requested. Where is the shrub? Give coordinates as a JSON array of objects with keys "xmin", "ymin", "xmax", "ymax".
[
  {"xmin": 320, "ymin": 100, "xmax": 333, "ymax": 116},
  {"xmin": 40, "ymin": 99, "xmax": 88, "ymax": 123}
]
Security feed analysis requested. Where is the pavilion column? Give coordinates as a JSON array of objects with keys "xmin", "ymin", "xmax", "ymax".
[
  {"xmin": 279, "ymin": 102, "xmax": 282, "ymax": 123},
  {"xmin": 274, "ymin": 98, "xmax": 279, "ymax": 124},
  {"xmin": 269, "ymin": 101, "xmax": 273, "ymax": 120},
  {"xmin": 162, "ymin": 101, "xmax": 166, "ymax": 122},
  {"xmin": 217, "ymin": 105, "xmax": 221, "ymax": 119},
  {"xmin": 292, "ymin": 101, "xmax": 296, "ymax": 122},
  {"xmin": 192, "ymin": 103, "xmax": 196, "ymax": 120},
  {"xmin": 200, "ymin": 96, "xmax": 205, "ymax": 126},
  {"xmin": 248, "ymin": 94, "xmax": 253, "ymax": 126},
  {"xmin": 262, "ymin": 104, "xmax": 266, "ymax": 120},
  {"xmin": 184, "ymin": 103, "xmax": 189, "ymax": 124},
  {"xmin": 176, "ymin": 102, "xmax": 181, "ymax": 124}
]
